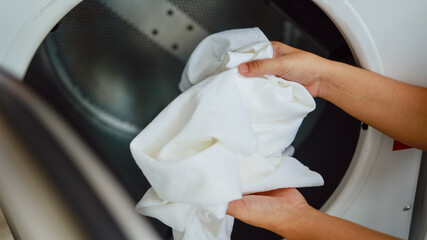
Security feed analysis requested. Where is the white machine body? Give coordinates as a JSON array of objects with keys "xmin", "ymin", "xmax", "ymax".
[
  {"xmin": 1, "ymin": 0, "xmax": 426, "ymax": 239},
  {"xmin": 0, "ymin": 0, "xmax": 82, "ymax": 79},
  {"xmin": 314, "ymin": 1, "xmax": 427, "ymax": 238}
]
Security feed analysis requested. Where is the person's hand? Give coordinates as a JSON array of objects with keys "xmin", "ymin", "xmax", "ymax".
[
  {"xmin": 227, "ymin": 188, "xmax": 312, "ymax": 237},
  {"xmin": 238, "ymin": 41, "xmax": 332, "ymax": 97}
]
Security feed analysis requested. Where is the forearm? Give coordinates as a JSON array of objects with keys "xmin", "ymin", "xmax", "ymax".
[
  {"xmin": 278, "ymin": 206, "xmax": 400, "ymax": 240},
  {"xmin": 320, "ymin": 61, "xmax": 427, "ymax": 150}
]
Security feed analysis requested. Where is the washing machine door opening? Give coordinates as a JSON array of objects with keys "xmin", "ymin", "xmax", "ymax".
[{"xmin": 23, "ymin": 0, "xmax": 361, "ymax": 239}]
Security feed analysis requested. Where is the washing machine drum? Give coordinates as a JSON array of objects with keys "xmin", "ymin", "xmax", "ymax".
[{"xmin": 24, "ymin": 0, "xmax": 361, "ymax": 239}]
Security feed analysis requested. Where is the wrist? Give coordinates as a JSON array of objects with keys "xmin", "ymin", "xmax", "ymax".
[
  {"xmin": 318, "ymin": 59, "xmax": 348, "ymax": 100},
  {"xmin": 273, "ymin": 203, "xmax": 317, "ymax": 238}
]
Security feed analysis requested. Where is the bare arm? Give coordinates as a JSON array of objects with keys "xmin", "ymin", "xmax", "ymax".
[
  {"xmin": 227, "ymin": 189, "xmax": 399, "ymax": 240},
  {"xmin": 321, "ymin": 61, "xmax": 427, "ymax": 150},
  {"xmin": 239, "ymin": 41, "xmax": 427, "ymax": 150},
  {"xmin": 229, "ymin": 41, "xmax": 424, "ymax": 238}
]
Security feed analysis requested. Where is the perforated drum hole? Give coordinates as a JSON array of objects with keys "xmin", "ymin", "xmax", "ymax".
[
  {"xmin": 152, "ymin": 29, "xmax": 158, "ymax": 36},
  {"xmin": 172, "ymin": 44, "xmax": 178, "ymax": 50},
  {"xmin": 187, "ymin": 25, "xmax": 193, "ymax": 31},
  {"xmin": 167, "ymin": 9, "xmax": 174, "ymax": 16}
]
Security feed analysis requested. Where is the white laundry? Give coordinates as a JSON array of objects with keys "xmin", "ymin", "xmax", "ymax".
[{"xmin": 130, "ymin": 27, "xmax": 324, "ymax": 240}]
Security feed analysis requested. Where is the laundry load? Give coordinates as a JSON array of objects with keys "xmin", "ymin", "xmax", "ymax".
[{"xmin": 130, "ymin": 27, "xmax": 324, "ymax": 240}]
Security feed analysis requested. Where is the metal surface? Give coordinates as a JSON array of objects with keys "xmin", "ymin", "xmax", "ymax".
[
  {"xmin": 44, "ymin": 0, "xmax": 288, "ymax": 133},
  {"xmin": 0, "ymin": 208, "xmax": 14, "ymax": 240},
  {"xmin": 0, "ymin": 71, "xmax": 161, "ymax": 240},
  {"xmin": 0, "ymin": 115, "xmax": 89, "ymax": 240},
  {"xmin": 46, "ymin": 0, "xmax": 184, "ymax": 133},
  {"xmin": 0, "ymin": 74, "xmax": 90, "ymax": 240},
  {"xmin": 100, "ymin": 0, "xmax": 209, "ymax": 61}
]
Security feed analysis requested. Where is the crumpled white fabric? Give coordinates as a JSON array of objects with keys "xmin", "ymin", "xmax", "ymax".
[{"xmin": 130, "ymin": 27, "xmax": 324, "ymax": 240}]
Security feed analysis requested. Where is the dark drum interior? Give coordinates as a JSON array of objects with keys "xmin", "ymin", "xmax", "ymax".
[{"xmin": 23, "ymin": 0, "xmax": 362, "ymax": 239}]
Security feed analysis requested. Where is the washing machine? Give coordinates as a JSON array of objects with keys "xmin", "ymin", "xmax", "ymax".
[{"xmin": 0, "ymin": 0, "xmax": 426, "ymax": 239}]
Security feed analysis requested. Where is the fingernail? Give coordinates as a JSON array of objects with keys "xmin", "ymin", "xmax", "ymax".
[{"xmin": 239, "ymin": 63, "xmax": 249, "ymax": 74}]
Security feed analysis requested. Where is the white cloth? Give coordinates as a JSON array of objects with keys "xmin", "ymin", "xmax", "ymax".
[{"xmin": 130, "ymin": 28, "xmax": 324, "ymax": 240}]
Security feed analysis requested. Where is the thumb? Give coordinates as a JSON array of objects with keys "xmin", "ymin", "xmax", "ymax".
[
  {"xmin": 238, "ymin": 58, "xmax": 285, "ymax": 77},
  {"xmin": 226, "ymin": 199, "xmax": 243, "ymax": 217}
]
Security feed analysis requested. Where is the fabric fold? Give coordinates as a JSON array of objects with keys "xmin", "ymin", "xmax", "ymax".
[{"xmin": 131, "ymin": 27, "xmax": 324, "ymax": 240}]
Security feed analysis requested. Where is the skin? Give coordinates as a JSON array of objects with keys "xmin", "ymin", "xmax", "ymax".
[
  {"xmin": 227, "ymin": 189, "xmax": 399, "ymax": 240},
  {"xmin": 227, "ymin": 41, "xmax": 427, "ymax": 239},
  {"xmin": 239, "ymin": 41, "xmax": 427, "ymax": 150}
]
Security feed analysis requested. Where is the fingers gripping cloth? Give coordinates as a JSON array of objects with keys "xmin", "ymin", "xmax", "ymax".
[{"xmin": 130, "ymin": 28, "xmax": 324, "ymax": 240}]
